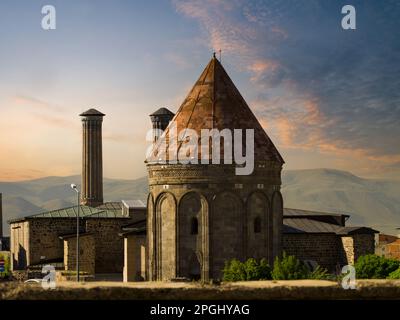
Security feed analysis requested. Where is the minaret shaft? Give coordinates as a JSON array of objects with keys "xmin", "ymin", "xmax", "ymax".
[{"xmin": 80, "ymin": 109, "xmax": 105, "ymax": 207}]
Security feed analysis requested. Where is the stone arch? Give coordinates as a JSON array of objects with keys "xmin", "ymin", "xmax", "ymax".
[
  {"xmin": 245, "ymin": 191, "xmax": 270, "ymax": 261},
  {"xmin": 155, "ymin": 192, "xmax": 177, "ymax": 280},
  {"xmin": 210, "ymin": 191, "xmax": 244, "ymax": 279},
  {"xmin": 147, "ymin": 193, "xmax": 155, "ymax": 280},
  {"xmin": 177, "ymin": 191, "xmax": 209, "ymax": 280},
  {"xmin": 271, "ymin": 191, "xmax": 283, "ymax": 260}
]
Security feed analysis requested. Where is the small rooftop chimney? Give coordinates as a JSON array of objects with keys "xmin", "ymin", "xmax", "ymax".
[
  {"xmin": 150, "ymin": 107, "xmax": 174, "ymax": 143},
  {"xmin": 80, "ymin": 108, "xmax": 105, "ymax": 207}
]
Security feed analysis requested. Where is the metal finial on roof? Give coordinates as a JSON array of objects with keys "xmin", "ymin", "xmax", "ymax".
[
  {"xmin": 219, "ymin": 49, "xmax": 222, "ymax": 63},
  {"xmin": 213, "ymin": 51, "xmax": 216, "ymax": 59}
]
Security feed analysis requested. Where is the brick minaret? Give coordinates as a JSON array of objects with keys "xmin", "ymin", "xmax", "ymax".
[
  {"xmin": 149, "ymin": 108, "xmax": 174, "ymax": 143},
  {"xmin": 80, "ymin": 109, "xmax": 105, "ymax": 207}
]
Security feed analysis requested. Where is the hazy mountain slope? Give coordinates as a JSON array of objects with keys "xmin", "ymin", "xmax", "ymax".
[
  {"xmin": 281, "ymin": 169, "xmax": 400, "ymax": 234},
  {"xmin": 2, "ymin": 196, "xmax": 43, "ymax": 227},
  {"xmin": 41, "ymin": 199, "xmax": 74, "ymax": 211},
  {"xmin": 1, "ymin": 169, "xmax": 399, "ymax": 236},
  {"xmin": 0, "ymin": 175, "xmax": 149, "ymax": 235}
]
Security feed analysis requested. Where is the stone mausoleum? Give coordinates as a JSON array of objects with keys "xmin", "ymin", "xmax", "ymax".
[
  {"xmin": 8, "ymin": 55, "xmax": 378, "ymax": 281},
  {"xmin": 123, "ymin": 56, "xmax": 378, "ymax": 281}
]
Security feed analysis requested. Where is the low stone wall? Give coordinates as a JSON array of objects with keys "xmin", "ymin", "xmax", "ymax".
[
  {"xmin": 86, "ymin": 219, "xmax": 130, "ymax": 273},
  {"xmin": 1, "ymin": 280, "xmax": 400, "ymax": 300},
  {"xmin": 283, "ymin": 233, "xmax": 376, "ymax": 270},
  {"xmin": 29, "ymin": 219, "xmax": 83, "ymax": 266},
  {"xmin": 64, "ymin": 235, "xmax": 95, "ymax": 275},
  {"xmin": 283, "ymin": 234, "xmax": 343, "ymax": 271}
]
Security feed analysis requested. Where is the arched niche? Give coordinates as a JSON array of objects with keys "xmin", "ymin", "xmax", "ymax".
[
  {"xmin": 146, "ymin": 193, "xmax": 155, "ymax": 280},
  {"xmin": 155, "ymin": 192, "xmax": 177, "ymax": 280},
  {"xmin": 246, "ymin": 191, "xmax": 270, "ymax": 261},
  {"xmin": 177, "ymin": 191, "xmax": 208, "ymax": 280},
  {"xmin": 210, "ymin": 191, "xmax": 244, "ymax": 279}
]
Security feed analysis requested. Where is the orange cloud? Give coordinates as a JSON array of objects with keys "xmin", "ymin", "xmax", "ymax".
[{"xmin": 248, "ymin": 59, "xmax": 278, "ymax": 82}]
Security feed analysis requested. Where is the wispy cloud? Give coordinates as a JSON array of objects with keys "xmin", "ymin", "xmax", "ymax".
[
  {"xmin": 13, "ymin": 94, "xmax": 64, "ymax": 112},
  {"xmin": 173, "ymin": 0, "xmax": 400, "ymax": 175}
]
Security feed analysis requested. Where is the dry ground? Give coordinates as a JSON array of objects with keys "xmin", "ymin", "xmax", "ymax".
[{"xmin": 1, "ymin": 279, "xmax": 400, "ymax": 300}]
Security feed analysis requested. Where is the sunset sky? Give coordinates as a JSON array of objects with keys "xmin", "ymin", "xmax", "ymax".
[{"xmin": 0, "ymin": 0, "xmax": 399, "ymax": 181}]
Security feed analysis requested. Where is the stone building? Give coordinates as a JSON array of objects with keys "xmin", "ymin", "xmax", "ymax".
[
  {"xmin": 376, "ymin": 234, "xmax": 400, "ymax": 259},
  {"xmin": 9, "ymin": 202, "xmax": 143, "ymax": 273},
  {"xmin": 145, "ymin": 55, "xmax": 284, "ymax": 281},
  {"xmin": 123, "ymin": 56, "xmax": 378, "ymax": 281},
  {"xmin": 0, "ymin": 193, "xmax": 10, "ymax": 251},
  {"xmin": 8, "ymin": 109, "xmax": 142, "ymax": 275},
  {"xmin": 283, "ymin": 208, "xmax": 377, "ymax": 271},
  {"xmin": 7, "ymin": 56, "xmax": 378, "ymax": 281}
]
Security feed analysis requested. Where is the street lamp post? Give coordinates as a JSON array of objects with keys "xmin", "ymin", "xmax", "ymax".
[{"xmin": 70, "ymin": 184, "xmax": 80, "ymax": 282}]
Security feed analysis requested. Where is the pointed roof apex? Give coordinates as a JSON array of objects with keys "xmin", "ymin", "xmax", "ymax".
[
  {"xmin": 147, "ymin": 57, "xmax": 284, "ymax": 164},
  {"xmin": 150, "ymin": 107, "xmax": 174, "ymax": 116},
  {"xmin": 79, "ymin": 108, "xmax": 105, "ymax": 117}
]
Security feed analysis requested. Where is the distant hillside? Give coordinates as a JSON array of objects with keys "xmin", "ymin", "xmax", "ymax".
[
  {"xmin": 1, "ymin": 169, "xmax": 399, "ymax": 236},
  {"xmin": 0, "ymin": 176, "xmax": 148, "ymax": 236},
  {"xmin": 281, "ymin": 169, "xmax": 400, "ymax": 235}
]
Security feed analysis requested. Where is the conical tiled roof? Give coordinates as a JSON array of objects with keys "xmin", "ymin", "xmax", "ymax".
[
  {"xmin": 80, "ymin": 108, "xmax": 105, "ymax": 117},
  {"xmin": 147, "ymin": 56, "xmax": 284, "ymax": 164},
  {"xmin": 150, "ymin": 107, "xmax": 174, "ymax": 116}
]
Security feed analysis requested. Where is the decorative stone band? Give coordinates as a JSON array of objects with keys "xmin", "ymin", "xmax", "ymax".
[{"xmin": 147, "ymin": 162, "xmax": 282, "ymax": 186}]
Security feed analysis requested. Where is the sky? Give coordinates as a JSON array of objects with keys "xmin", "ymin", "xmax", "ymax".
[{"xmin": 0, "ymin": 0, "xmax": 399, "ymax": 181}]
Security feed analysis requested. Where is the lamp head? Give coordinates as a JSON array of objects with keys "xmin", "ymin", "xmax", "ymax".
[{"xmin": 71, "ymin": 184, "xmax": 77, "ymax": 189}]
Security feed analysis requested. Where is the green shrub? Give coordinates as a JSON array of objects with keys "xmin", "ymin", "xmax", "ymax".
[
  {"xmin": 271, "ymin": 252, "xmax": 309, "ymax": 280},
  {"xmin": 354, "ymin": 254, "xmax": 400, "ymax": 279},
  {"xmin": 222, "ymin": 259, "xmax": 246, "ymax": 282},
  {"xmin": 387, "ymin": 267, "xmax": 400, "ymax": 279},
  {"xmin": 244, "ymin": 258, "xmax": 260, "ymax": 280},
  {"xmin": 223, "ymin": 258, "xmax": 272, "ymax": 281},
  {"xmin": 309, "ymin": 265, "xmax": 332, "ymax": 280},
  {"xmin": 223, "ymin": 254, "xmax": 335, "ymax": 281},
  {"xmin": 258, "ymin": 258, "xmax": 272, "ymax": 280}
]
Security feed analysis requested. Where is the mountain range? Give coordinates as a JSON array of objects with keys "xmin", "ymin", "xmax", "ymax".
[{"xmin": 0, "ymin": 169, "xmax": 399, "ymax": 236}]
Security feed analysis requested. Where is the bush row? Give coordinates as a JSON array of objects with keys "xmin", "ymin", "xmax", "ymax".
[
  {"xmin": 223, "ymin": 253, "xmax": 400, "ymax": 281},
  {"xmin": 354, "ymin": 254, "xmax": 400, "ymax": 279},
  {"xmin": 222, "ymin": 252, "xmax": 332, "ymax": 281}
]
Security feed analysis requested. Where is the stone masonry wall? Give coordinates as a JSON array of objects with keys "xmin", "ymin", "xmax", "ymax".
[
  {"xmin": 10, "ymin": 221, "xmax": 29, "ymax": 270},
  {"xmin": 64, "ymin": 235, "xmax": 95, "ymax": 274},
  {"xmin": 353, "ymin": 234, "xmax": 375, "ymax": 262},
  {"xmin": 147, "ymin": 162, "xmax": 283, "ymax": 281},
  {"xmin": 342, "ymin": 234, "xmax": 375, "ymax": 265},
  {"xmin": 341, "ymin": 236, "xmax": 354, "ymax": 265},
  {"xmin": 29, "ymin": 219, "xmax": 83, "ymax": 266},
  {"xmin": 85, "ymin": 218, "xmax": 131, "ymax": 273},
  {"xmin": 284, "ymin": 233, "xmax": 376, "ymax": 271},
  {"xmin": 123, "ymin": 234, "xmax": 146, "ymax": 282},
  {"xmin": 283, "ymin": 234, "xmax": 344, "ymax": 271}
]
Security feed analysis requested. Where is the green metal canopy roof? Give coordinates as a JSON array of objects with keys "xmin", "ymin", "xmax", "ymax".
[{"xmin": 8, "ymin": 202, "xmax": 128, "ymax": 223}]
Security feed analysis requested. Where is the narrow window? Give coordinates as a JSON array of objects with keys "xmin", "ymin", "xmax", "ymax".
[
  {"xmin": 254, "ymin": 217, "xmax": 261, "ymax": 233},
  {"xmin": 191, "ymin": 217, "xmax": 198, "ymax": 235}
]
